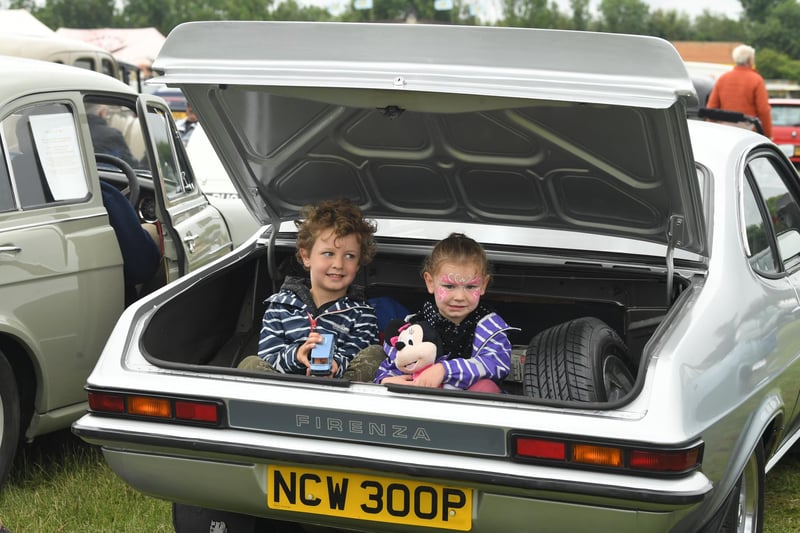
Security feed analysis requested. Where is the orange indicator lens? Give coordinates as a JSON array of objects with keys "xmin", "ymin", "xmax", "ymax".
[
  {"xmin": 572, "ymin": 444, "xmax": 623, "ymax": 467},
  {"xmin": 128, "ymin": 396, "xmax": 171, "ymax": 418}
]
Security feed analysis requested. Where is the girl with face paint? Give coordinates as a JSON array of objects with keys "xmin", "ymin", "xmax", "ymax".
[{"xmin": 376, "ymin": 233, "xmax": 516, "ymax": 392}]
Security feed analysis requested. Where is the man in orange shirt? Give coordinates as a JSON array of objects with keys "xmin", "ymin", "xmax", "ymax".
[{"xmin": 707, "ymin": 44, "xmax": 773, "ymax": 139}]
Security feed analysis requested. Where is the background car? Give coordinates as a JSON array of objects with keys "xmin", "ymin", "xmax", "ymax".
[
  {"xmin": 0, "ymin": 55, "xmax": 256, "ymax": 489},
  {"xmin": 150, "ymin": 86, "xmax": 187, "ymax": 120},
  {"xmin": 74, "ymin": 22, "xmax": 800, "ymax": 533},
  {"xmin": 770, "ymin": 98, "xmax": 800, "ymax": 168}
]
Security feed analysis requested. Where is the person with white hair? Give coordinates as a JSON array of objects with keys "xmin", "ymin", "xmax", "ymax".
[{"xmin": 706, "ymin": 44, "xmax": 773, "ymax": 138}]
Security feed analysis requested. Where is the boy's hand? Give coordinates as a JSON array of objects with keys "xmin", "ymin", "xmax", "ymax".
[
  {"xmin": 381, "ymin": 374, "xmax": 413, "ymax": 385},
  {"xmin": 328, "ymin": 359, "xmax": 340, "ymax": 377},
  {"xmin": 414, "ymin": 363, "xmax": 446, "ymax": 388},
  {"xmin": 297, "ymin": 332, "xmax": 324, "ymax": 369}
]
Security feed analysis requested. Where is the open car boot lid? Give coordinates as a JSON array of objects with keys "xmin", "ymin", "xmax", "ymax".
[{"xmin": 152, "ymin": 21, "xmax": 705, "ymax": 258}]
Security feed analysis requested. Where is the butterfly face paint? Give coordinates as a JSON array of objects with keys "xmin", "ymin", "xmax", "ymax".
[{"xmin": 424, "ymin": 261, "xmax": 489, "ymax": 324}]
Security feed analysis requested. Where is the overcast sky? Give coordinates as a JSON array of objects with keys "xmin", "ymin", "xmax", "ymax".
[
  {"xmin": 570, "ymin": 0, "xmax": 743, "ymax": 19},
  {"xmin": 306, "ymin": 0, "xmax": 744, "ymax": 21}
]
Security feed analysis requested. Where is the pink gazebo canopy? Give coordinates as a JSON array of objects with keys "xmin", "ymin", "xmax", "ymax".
[{"xmin": 56, "ymin": 27, "xmax": 166, "ymax": 66}]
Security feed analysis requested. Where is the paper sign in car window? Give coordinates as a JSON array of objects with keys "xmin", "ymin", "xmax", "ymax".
[{"xmin": 29, "ymin": 113, "xmax": 89, "ymax": 201}]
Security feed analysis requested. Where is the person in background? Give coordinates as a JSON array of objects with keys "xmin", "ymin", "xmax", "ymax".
[
  {"xmin": 706, "ymin": 44, "xmax": 773, "ymax": 139},
  {"xmin": 100, "ymin": 181, "xmax": 161, "ymax": 306},
  {"xmin": 86, "ymin": 103, "xmax": 141, "ymax": 168},
  {"xmin": 137, "ymin": 58, "xmax": 153, "ymax": 80},
  {"xmin": 176, "ymin": 103, "xmax": 198, "ymax": 145}
]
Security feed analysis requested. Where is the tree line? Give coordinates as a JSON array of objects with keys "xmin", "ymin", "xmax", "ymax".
[{"xmin": 9, "ymin": 0, "xmax": 800, "ymax": 81}]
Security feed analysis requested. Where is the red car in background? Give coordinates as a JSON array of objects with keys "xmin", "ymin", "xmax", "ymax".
[{"xmin": 770, "ymin": 98, "xmax": 800, "ymax": 168}]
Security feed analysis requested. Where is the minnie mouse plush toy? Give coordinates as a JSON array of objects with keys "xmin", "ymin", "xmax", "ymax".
[{"xmin": 384, "ymin": 319, "xmax": 448, "ymax": 384}]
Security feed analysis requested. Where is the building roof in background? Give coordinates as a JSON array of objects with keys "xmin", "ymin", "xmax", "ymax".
[
  {"xmin": 672, "ymin": 41, "xmax": 741, "ymax": 65},
  {"xmin": 55, "ymin": 27, "xmax": 166, "ymax": 65}
]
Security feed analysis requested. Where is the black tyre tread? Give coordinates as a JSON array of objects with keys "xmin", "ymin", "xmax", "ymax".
[
  {"xmin": 0, "ymin": 349, "xmax": 21, "ymax": 489},
  {"xmin": 523, "ymin": 316, "xmax": 629, "ymax": 401}
]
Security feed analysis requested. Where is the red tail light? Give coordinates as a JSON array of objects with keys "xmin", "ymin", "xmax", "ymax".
[
  {"xmin": 88, "ymin": 391, "xmax": 125, "ymax": 413},
  {"xmin": 629, "ymin": 448, "xmax": 702, "ymax": 473},
  {"xmin": 175, "ymin": 400, "xmax": 219, "ymax": 423},
  {"xmin": 515, "ymin": 437, "xmax": 566, "ymax": 461},
  {"xmin": 511, "ymin": 433, "xmax": 703, "ymax": 476},
  {"xmin": 87, "ymin": 390, "xmax": 221, "ymax": 426}
]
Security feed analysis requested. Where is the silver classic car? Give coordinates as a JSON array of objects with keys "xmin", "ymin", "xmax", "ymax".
[
  {"xmin": 0, "ymin": 55, "xmax": 256, "ymax": 488},
  {"xmin": 73, "ymin": 22, "xmax": 800, "ymax": 532}
]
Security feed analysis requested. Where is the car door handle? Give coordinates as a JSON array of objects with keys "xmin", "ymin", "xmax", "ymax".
[
  {"xmin": 183, "ymin": 232, "xmax": 198, "ymax": 253},
  {"xmin": 0, "ymin": 245, "xmax": 21, "ymax": 254}
]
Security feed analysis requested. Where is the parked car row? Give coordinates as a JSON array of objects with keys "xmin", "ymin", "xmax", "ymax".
[{"xmin": 71, "ymin": 22, "xmax": 800, "ymax": 533}]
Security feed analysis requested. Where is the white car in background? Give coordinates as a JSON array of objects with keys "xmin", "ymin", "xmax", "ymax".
[{"xmin": 185, "ymin": 123, "xmax": 239, "ymax": 200}]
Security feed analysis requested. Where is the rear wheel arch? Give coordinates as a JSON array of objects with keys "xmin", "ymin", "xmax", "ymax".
[
  {"xmin": 0, "ymin": 335, "xmax": 35, "ymax": 489},
  {"xmin": 0, "ymin": 334, "xmax": 38, "ymax": 433},
  {"xmin": 759, "ymin": 415, "xmax": 782, "ymax": 461}
]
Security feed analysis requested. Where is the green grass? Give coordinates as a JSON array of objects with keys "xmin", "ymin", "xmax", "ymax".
[
  {"xmin": 1, "ymin": 429, "xmax": 800, "ymax": 532},
  {"xmin": 0, "ymin": 430, "xmax": 171, "ymax": 532}
]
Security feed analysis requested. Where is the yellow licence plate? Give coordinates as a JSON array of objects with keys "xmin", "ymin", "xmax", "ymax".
[
  {"xmin": 267, "ymin": 464, "xmax": 472, "ymax": 530},
  {"xmin": 794, "ymin": 145, "xmax": 800, "ymax": 157}
]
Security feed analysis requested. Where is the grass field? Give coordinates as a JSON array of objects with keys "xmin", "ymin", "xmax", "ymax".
[{"xmin": 1, "ymin": 429, "xmax": 800, "ymax": 532}]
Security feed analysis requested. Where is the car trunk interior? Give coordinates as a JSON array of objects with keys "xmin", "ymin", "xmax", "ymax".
[{"xmin": 140, "ymin": 236, "xmax": 687, "ymax": 400}]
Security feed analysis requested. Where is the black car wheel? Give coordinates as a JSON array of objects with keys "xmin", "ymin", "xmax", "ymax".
[
  {"xmin": 523, "ymin": 316, "xmax": 634, "ymax": 402},
  {"xmin": 0, "ymin": 349, "xmax": 20, "ymax": 488}
]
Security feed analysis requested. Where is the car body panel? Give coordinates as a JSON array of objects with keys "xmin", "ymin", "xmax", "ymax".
[{"xmin": 72, "ymin": 23, "xmax": 800, "ymax": 532}]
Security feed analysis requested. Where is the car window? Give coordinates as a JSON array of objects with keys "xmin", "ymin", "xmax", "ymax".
[
  {"xmin": 747, "ymin": 155, "xmax": 800, "ymax": 270},
  {"xmin": 143, "ymin": 103, "xmax": 195, "ymax": 198},
  {"xmin": 84, "ymin": 98, "xmax": 149, "ymax": 171},
  {"xmin": 743, "ymin": 179, "xmax": 778, "ymax": 273},
  {"xmin": 101, "ymin": 58, "xmax": 116, "ymax": 78},
  {"xmin": 771, "ymin": 105, "xmax": 800, "ymax": 127},
  {"xmin": 73, "ymin": 57, "xmax": 95, "ymax": 71},
  {"xmin": 2, "ymin": 102, "xmax": 89, "ymax": 209},
  {"xmin": 0, "ymin": 150, "xmax": 14, "ymax": 213}
]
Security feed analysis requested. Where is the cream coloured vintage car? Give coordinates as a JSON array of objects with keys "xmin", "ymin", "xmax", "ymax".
[
  {"xmin": 73, "ymin": 22, "xmax": 800, "ymax": 532},
  {"xmin": 0, "ymin": 55, "xmax": 256, "ymax": 488}
]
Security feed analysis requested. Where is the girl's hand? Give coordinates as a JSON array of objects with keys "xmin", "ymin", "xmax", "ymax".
[
  {"xmin": 381, "ymin": 374, "xmax": 413, "ymax": 385},
  {"xmin": 414, "ymin": 363, "xmax": 446, "ymax": 388}
]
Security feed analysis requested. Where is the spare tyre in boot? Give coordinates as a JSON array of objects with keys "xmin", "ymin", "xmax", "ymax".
[{"xmin": 523, "ymin": 316, "xmax": 634, "ymax": 402}]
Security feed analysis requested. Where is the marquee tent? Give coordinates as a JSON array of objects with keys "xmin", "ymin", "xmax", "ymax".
[
  {"xmin": 55, "ymin": 27, "xmax": 166, "ymax": 66},
  {"xmin": 0, "ymin": 9, "xmax": 54, "ymax": 37}
]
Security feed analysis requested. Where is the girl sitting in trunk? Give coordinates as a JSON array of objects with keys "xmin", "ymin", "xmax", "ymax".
[{"xmin": 375, "ymin": 232, "xmax": 516, "ymax": 392}]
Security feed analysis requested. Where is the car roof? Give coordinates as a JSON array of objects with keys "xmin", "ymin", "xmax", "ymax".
[
  {"xmin": 0, "ymin": 54, "xmax": 133, "ymax": 104},
  {"xmin": 0, "ymin": 32, "xmax": 111, "ymax": 56}
]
